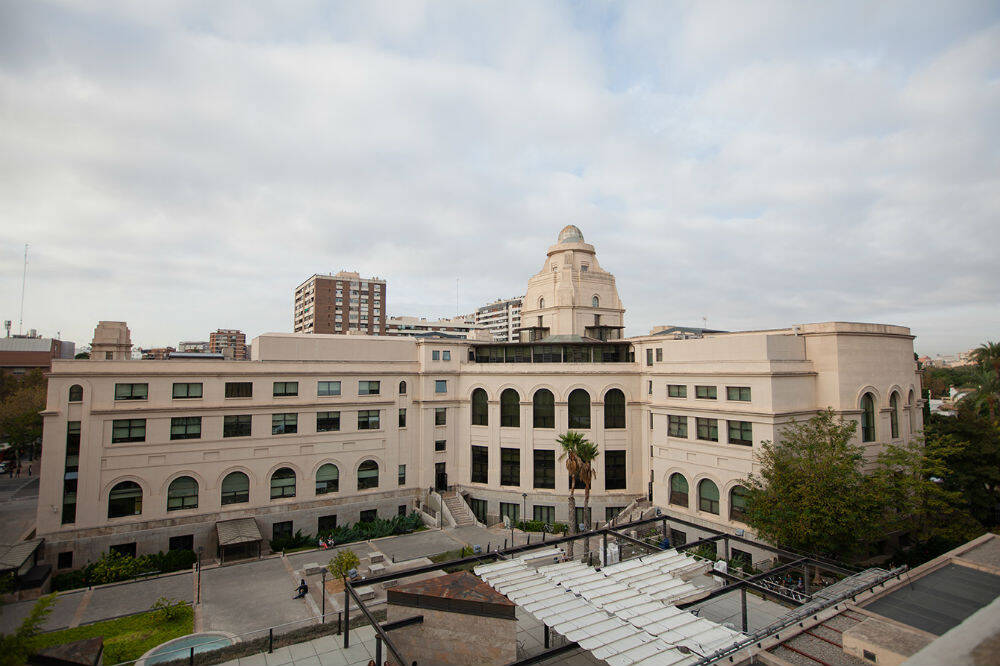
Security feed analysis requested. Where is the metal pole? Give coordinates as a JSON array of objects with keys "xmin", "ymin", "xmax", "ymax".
[
  {"xmin": 602, "ymin": 531, "xmax": 608, "ymax": 566},
  {"xmin": 803, "ymin": 564, "xmax": 810, "ymax": 596},
  {"xmin": 724, "ymin": 537, "xmax": 730, "ymax": 561},
  {"xmin": 740, "ymin": 587, "xmax": 748, "ymax": 632},
  {"xmin": 344, "ymin": 585, "xmax": 350, "ymax": 648},
  {"xmin": 338, "ymin": 611, "xmax": 342, "ymax": 635},
  {"xmin": 544, "ymin": 624, "xmax": 550, "ymax": 649},
  {"xmin": 268, "ymin": 628, "xmax": 273, "ymax": 653},
  {"xmin": 196, "ymin": 555, "xmax": 201, "ymax": 604},
  {"xmin": 321, "ymin": 570, "xmax": 326, "ymax": 623},
  {"xmin": 376, "ymin": 636, "xmax": 382, "ymax": 664},
  {"xmin": 189, "ymin": 647, "xmax": 194, "ymax": 666}
]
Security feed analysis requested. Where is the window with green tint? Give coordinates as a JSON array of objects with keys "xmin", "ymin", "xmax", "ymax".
[
  {"xmin": 471, "ymin": 388, "xmax": 488, "ymax": 425},
  {"xmin": 273, "ymin": 381, "xmax": 298, "ymax": 397},
  {"xmin": 533, "ymin": 505, "xmax": 555, "ymax": 524},
  {"xmin": 358, "ymin": 410, "xmax": 380, "ymax": 430},
  {"xmin": 667, "ymin": 384, "xmax": 687, "ymax": 398},
  {"xmin": 170, "ymin": 417, "xmax": 201, "ymax": 440},
  {"xmin": 223, "ymin": 415, "xmax": 251, "ymax": 437},
  {"xmin": 533, "ymin": 450, "xmax": 555, "ymax": 489},
  {"xmin": 435, "ymin": 380, "xmax": 447, "ymax": 393},
  {"xmin": 112, "ymin": 419, "xmax": 145, "ymax": 443},
  {"xmin": 357, "ymin": 460, "xmax": 379, "ymax": 489},
  {"xmin": 270, "ymin": 468, "xmax": 296, "ymax": 499},
  {"xmin": 317, "ymin": 411, "xmax": 340, "ymax": 432},
  {"xmin": 315, "ymin": 464, "xmax": 339, "ymax": 494},
  {"xmin": 500, "ymin": 448, "xmax": 520, "ymax": 486},
  {"xmin": 698, "ymin": 479, "xmax": 720, "ymax": 514},
  {"xmin": 728, "ymin": 420, "xmax": 753, "ymax": 446},
  {"xmin": 533, "ymin": 389, "xmax": 554, "ymax": 428},
  {"xmin": 501, "ymin": 389, "xmax": 520, "ymax": 427},
  {"xmin": 435, "ymin": 407, "xmax": 447, "ymax": 425},
  {"xmin": 172, "ymin": 383, "xmax": 203, "ymax": 399},
  {"xmin": 221, "ymin": 472, "xmax": 249, "ymax": 504},
  {"xmin": 668, "ymin": 415, "xmax": 687, "ymax": 438},
  {"xmin": 167, "ymin": 476, "xmax": 198, "ymax": 510},
  {"xmin": 695, "ymin": 385, "xmax": 717, "ymax": 399},
  {"xmin": 398, "ymin": 408, "xmax": 406, "ymax": 428},
  {"xmin": 358, "ymin": 380, "xmax": 380, "ymax": 395},
  {"xmin": 696, "ymin": 417, "xmax": 718, "ymax": 441},
  {"xmin": 397, "ymin": 464, "xmax": 406, "ymax": 486},
  {"xmin": 726, "ymin": 386, "xmax": 751, "ymax": 401},
  {"xmin": 318, "ymin": 380, "xmax": 341, "ymax": 396},
  {"xmin": 471, "ymin": 446, "xmax": 488, "ymax": 483},
  {"xmin": 272, "ymin": 413, "xmax": 297, "ymax": 435},
  {"xmin": 568, "ymin": 389, "xmax": 591, "ymax": 429},
  {"xmin": 114, "ymin": 383, "xmax": 147, "ymax": 400},
  {"xmin": 604, "ymin": 389, "xmax": 626, "ymax": 428},
  {"xmin": 669, "ymin": 473, "xmax": 688, "ymax": 506}
]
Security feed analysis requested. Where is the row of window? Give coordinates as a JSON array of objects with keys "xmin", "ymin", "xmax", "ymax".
[
  {"xmin": 71, "ymin": 379, "xmax": 412, "ymax": 404},
  {"xmin": 666, "ymin": 415, "xmax": 754, "ymax": 446},
  {"xmin": 471, "ymin": 388, "xmax": 625, "ymax": 429},
  {"xmin": 662, "ymin": 385, "xmax": 750, "ymax": 401},
  {"xmin": 468, "ymin": 447, "xmax": 627, "ymax": 490},
  {"xmin": 101, "ymin": 461, "xmax": 398, "ymax": 521},
  {"xmin": 667, "ymin": 473, "xmax": 748, "ymax": 522},
  {"xmin": 861, "ymin": 390, "xmax": 914, "ymax": 442}
]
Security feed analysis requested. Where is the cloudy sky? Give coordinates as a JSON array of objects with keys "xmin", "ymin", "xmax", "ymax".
[{"xmin": 1, "ymin": 1, "xmax": 997, "ymax": 355}]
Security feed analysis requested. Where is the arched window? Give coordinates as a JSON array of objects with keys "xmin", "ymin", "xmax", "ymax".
[
  {"xmin": 316, "ymin": 464, "xmax": 339, "ymax": 494},
  {"xmin": 698, "ymin": 479, "xmax": 720, "ymax": 514},
  {"xmin": 889, "ymin": 392, "xmax": 900, "ymax": 439},
  {"xmin": 500, "ymin": 389, "xmax": 520, "ymax": 427},
  {"xmin": 669, "ymin": 473, "xmax": 688, "ymax": 507},
  {"xmin": 167, "ymin": 476, "xmax": 198, "ymax": 511},
  {"xmin": 604, "ymin": 389, "xmax": 625, "ymax": 429},
  {"xmin": 568, "ymin": 389, "xmax": 591, "ymax": 429},
  {"xmin": 539, "ymin": 297, "xmax": 545, "ymax": 309},
  {"xmin": 861, "ymin": 393, "xmax": 876, "ymax": 442},
  {"xmin": 592, "ymin": 295, "xmax": 599, "ymax": 308},
  {"xmin": 108, "ymin": 481, "xmax": 142, "ymax": 518},
  {"xmin": 270, "ymin": 467, "xmax": 296, "ymax": 499},
  {"xmin": 471, "ymin": 388, "xmax": 488, "ymax": 426},
  {"xmin": 358, "ymin": 460, "xmax": 379, "ymax": 490},
  {"xmin": 533, "ymin": 389, "xmax": 555, "ymax": 428},
  {"xmin": 221, "ymin": 472, "xmax": 249, "ymax": 505},
  {"xmin": 730, "ymin": 485, "xmax": 749, "ymax": 523},
  {"xmin": 399, "ymin": 380, "xmax": 406, "ymax": 395},
  {"xmin": 69, "ymin": 385, "xmax": 83, "ymax": 402}
]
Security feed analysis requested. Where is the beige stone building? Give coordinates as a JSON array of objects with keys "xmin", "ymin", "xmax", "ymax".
[{"xmin": 36, "ymin": 226, "xmax": 922, "ymax": 568}]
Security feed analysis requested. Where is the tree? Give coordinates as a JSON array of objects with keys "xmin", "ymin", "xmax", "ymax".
[
  {"xmin": 74, "ymin": 352, "xmax": 90, "ymax": 359},
  {"xmin": 970, "ymin": 340, "xmax": 1000, "ymax": 375},
  {"xmin": 924, "ymin": 413, "xmax": 1000, "ymax": 528},
  {"xmin": 327, "ymin": 549, "xmax": 360, "ymax": 584},
  {"xmin": 575, "ymin": 439, "xmax": 599, "ymax": 560},
  {"xmin": 963, "ymin": 367, "xmax": 1000, "ymax": 427},
  {"xmin": 0, "ymin": 593, "xmax": 56, "ymax": 666},
  {"xmin": 557, "ymin": 431, "xmax": 585, "ymax": 559},
  {"xmin": 742, "ymin": 410, "xmax": 881, "ymax": 557},
  {"xmin": 0, "ymin": 371, "xmax": 46, "ymax": 461}
]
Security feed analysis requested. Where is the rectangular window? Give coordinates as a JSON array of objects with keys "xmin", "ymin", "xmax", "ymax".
[
  {"xmin": 432, "ymin": 350, "xmax": 440, "ymax": 360},
  {"xmin": 649, "ymin": 412, "xmax": 654, "ymax": 429},
  {"xmin": 656, "ymin": 348, "xmax": 663, "ymax": 362},
  {"xmin": 318, "ymin": 515, "xmax": 338, "ymax": 534},
  {"xmin": 65, "ymin": 421, "xmax": 80, "ymax": 472},
  {"xmin": 469, "ymin": 498, "xmax": 488, "ymax": 524},
  {"xmin": 318, "ymin": 380, "xmax": 341, "ymax": 396},
  {"xmin": 111, "ymin": 419, "xmax": 145, "ymax": 443},
  {"xmin": 398, "ymin": 465, "xmax": 406, "ymax": 486},
  {"xmin": 606, "ymin": 507, "xmax": 624, "ymax": 522},
  {"xmin": 170, "ymin": 417, "xmax": 201, "ymax": 440},
  {"xmin": 272, "ymin": 521, "xmax": 293, "ymax": 541},
  {"xmin": 398, "ymin": 504, "xmax": 406, "ymax": 516},
  {"xmin": 169, "ymin": 535, "xmax": 194, "ymax": 552},
  {"xmin": 442, "ymin": 350, "xmax": 451, "ymax": 361},
  {"xmin": 696, "ymin": 417, "xmax": 719, "ymax": 442},
  {"xmin": 398, "ymin": 408, "xmax": 406, "ymax": 428},
  {"xmin": 648, "ymin": 380, "xmax": 653, "ymax": 395},
  {"xmin": 533, "ymin": 450, "xmax": 555, "ymax": 489},
  {"xmin": 728, "ymin": 420, "xmax": 753, "ymax": 446},
  {"xmin": 695, "ymin": 385, "xmax": 717, "ymax": 399},
  {"xmin": 359, "ymin": 509, "xmax": 378, "ymax": 523},
  {"xmin": 435, "ymin": 440, "xmax": 446, "ymax": 452},
  {"xmin": 605, "ymin": 451, "xmax": 627, "ymax": 490},
  {"xmin": 533, "ymin": 505, "xmax": 555, "ymax": 524},
  {"xmin": 358, "ymin": 410, "xmax": 380, "ymax": 430},
  {"xmin": 172, "ymin": 383, "xmax": 203, "ymax": 399},
  {"xmin": 471, "ymin": 446, "xmax": 489, "ymax": 484},
  {"xmin": 224, "ymin": 415, "xmax": 251, "ymax": 437},
  {"xmin": 225, "ymin": 382, "xmax": 253, "ymax": 398},
  {"xmin": 114, "ymin": 383, "xmax": 148, "ymax": 400},
  {"xmin": 500, "ymin": 502, "xmax": 519, "ymax": 523},
  {"xmin": 435, "ymin": 380, "xmax": 447, "ymax": 393},
  {"xmin": 272, "ymin": 413, "xmax": 297, "ymax": 435},
  {"xmin": 435, "ymin": 407, "xmax": 447, "ymax": 425},
  {"xmin": 57, "ymin": 551, "xmax": 73, "ymax": 569},
  {"xmin": 646, "ymin": 349, "xmax": 653, "ymax": 366},
  {"xmin": 358, "ymin": 380, "xmax": 380, "ymax": 395},
  {"xmin": 273, "ymin": 381, "xmax": 298, "ymax": 397},
  {"xmin": 667, "ymin": 384, "xmax": 687, "ymax": 398},
  {"xmin": 668, "ymin": 415, "xmax": 688, "ymax": 438},
  {"xmin": 727, "ymin": 386, "xmax": 751, "ymax": 402},
  {"xmin": 500, "ymin": 448, "xmax": 520, "ymax": 486},
  {"xmin": 317, "ymin": 411, "xmax": 340, "ymax": 432}
]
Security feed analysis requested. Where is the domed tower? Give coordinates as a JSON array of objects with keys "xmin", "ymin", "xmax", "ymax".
[{"xmin": 518, "ymin": 226, "xmax": 625, "ymax": 342}]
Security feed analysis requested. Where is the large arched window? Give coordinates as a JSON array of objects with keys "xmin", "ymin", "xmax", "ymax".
[
  {"xmin": 399, "ymin": 380, "xmax": 406, "ymax": 395},
  {"xmin": 533, "ymin": 389, "xmax": 554, "ymax": 428},
  {"xmin": 500, "ymin": 389, "xmax": 520, "ymax": 427},
  {"xmin": 270, "ymin": 467, "xmax": 296, "ymax": 499},
  {"xmin": 471, "ymin": 388, "xmax": 488, "ymax": 426},
  {"xmin": 730, "ymin": 485, "xmax": 749, "ymax": 523},
  {"xmin": 221, "ymin": 472, "xmax": 249, "ymax": 505},
  {"xmin": 889, "ymin": 392, "xmax": 900, "ymax": 439},
  {"xmin": 316, "ymin": 464, "xmax": 339, "ymax": 494},
  {"xmin": 669, "ymin": 473, "xmax": 688, "ymax": 507},
  {"xmin": 604, "ymin": 389, "xmax": 625, "ymax": 429},
  {"xmin": 539, "ymin": 297, "xmax": 545, "ymax": 309},
  {"xmin": 592, "ymin": 295, "xmax": 599, "ymax": 308},
  {"xmin": 358, "ymin": 460, "xmax": 379, "ymax": 490},
  {"xmin": 69, "ymin": 385, "xmax": 83, "ymax": 402},
  {"xmin": 568, "ymin": 389, "xmax": 591, "ymax": 429},
  {"xmin": 167, "ymin": 476, "xmax": 199, "ymax": 511},
  {"xmin": 861, "ymin": 393, "xmax": 876, "ymax": 442},
  {"xmin": 108, "ymin": 481, "xmax": 142, "ymax": 518},
  {"xmin": 698, "ymin": 479, "xmax": 720, "ymax": 514}
]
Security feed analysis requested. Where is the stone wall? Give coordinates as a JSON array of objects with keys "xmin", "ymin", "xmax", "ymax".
[{"xmin": 386, "ymin": 604, "xmax": 516, "ymax": 666}]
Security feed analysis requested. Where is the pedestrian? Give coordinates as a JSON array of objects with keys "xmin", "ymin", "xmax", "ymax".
[
  {"xmin": 27, "ymin": 465, "xmax": 32, "ymax": 477},
  {"xmin": 293, "ymin": 579, "xmax": 308, "ymax": 599},
  {"xmin": 15, "ymin": 464, "xmax": 21, "ymax": 478}
]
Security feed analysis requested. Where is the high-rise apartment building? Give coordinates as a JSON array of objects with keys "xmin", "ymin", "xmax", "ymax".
[
  {"xmin": 386, "ymin": 316, "xmax": 491, "ymax": 340},
  {"xmin": 293, "ymin": 271, "xmax": 387, "ymax": 335},
  {"xmin": 474, "ymin": 296, "xmax": 523, "ymax": 342},
  {"xmin": 208, "ymin": 329, "xmax": 247, "ymax": 360}
]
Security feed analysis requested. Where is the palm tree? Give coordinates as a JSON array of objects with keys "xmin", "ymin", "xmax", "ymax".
[
  {"xmin": 575, "ymin": 440, "xmax": 599, "ymax": 562},
  {"xmin": 557, "ymin": 431, "xmax": 586, "ymax": 558},
  {"xmin": 970, "ymin": 340, "xmax": 1000, "ymax": 376}
]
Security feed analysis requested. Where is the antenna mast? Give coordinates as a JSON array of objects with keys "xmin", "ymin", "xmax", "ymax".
[{"xmin": 18, "ymin": 243, "xmax": 28, "ymax": 335}]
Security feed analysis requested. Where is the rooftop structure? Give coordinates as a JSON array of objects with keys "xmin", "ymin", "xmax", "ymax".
[
  {"xmin": 0, "ymin": 336, "xmax": 74, "ymax": 374},
  {"xmin": 90, "ymin": 321, "xmax": 130, "ymax": 360},
  {"xmin": 386, "ymin": 315, "xmax": 491, "ymax": 340}
]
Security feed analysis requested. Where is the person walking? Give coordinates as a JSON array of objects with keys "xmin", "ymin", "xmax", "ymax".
[{"xmin": 15, "ymin": 464, "xmax": 21, "ymax": 478}]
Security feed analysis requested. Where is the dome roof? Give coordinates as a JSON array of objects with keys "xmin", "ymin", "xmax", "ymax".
[{"xmin": 557, "ymin": 225, "xmax": 584, "ymax": 244}]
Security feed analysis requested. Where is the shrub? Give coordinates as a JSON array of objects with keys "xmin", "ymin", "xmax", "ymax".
[
  {"xmin": 50, "ymin": 549, "xmax": 198, "ymax": 592},
  {"xmin": 87, "ymin": 551, "xmax": 151, "ymax": 585},
  {"xmin": 0, "ymin": 571, "xmax": 15, "ymax": 594},
  {"xmin": 328, "ymin": 550, "xmax": 360, "ymax": 581},
  {"xmin": 51, "ymin": 569, "xmax": 87, "ymax": 592},
  {"xmin": 151, "ymin": 597, "xmax": 188, "ymax": 621},
  {"xmin": 516, "ymin": 520, "xmax": 566, "ymax": 533}
]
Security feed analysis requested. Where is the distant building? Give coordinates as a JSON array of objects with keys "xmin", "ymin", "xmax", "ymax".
[
  {"xmin": 386, "ymin": 316, "xmax": 491, "ymax": 340},
  {"xmin": 178, "ymin": 341, "xmax": 210, "ymax": 354},
  {"xmin": 90, "ymin": 321, "xmax": 131, "ymax": 360},
  {"xmin": 474, "ymin": 296, "xmax": 523, "ymax": 342},
  {"xmin": 0, "ymin": 336, "xmax": 75, "ymax": 375},
  {"xmin": 208, "ymin": 329, "xmax": 247, "ymax": 360},
  {"xmin": 293, "ymin": 271, "xmax": 386, "ymax": 335},
  {"xmin": 140, "ymin": 347, "xmax": 175, "ymax": 360}
]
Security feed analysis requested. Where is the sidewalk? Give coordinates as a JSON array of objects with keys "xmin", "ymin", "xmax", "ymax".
[{"xmin": 217, "ymin": 626, "xmax": 380, "ymax": 666}]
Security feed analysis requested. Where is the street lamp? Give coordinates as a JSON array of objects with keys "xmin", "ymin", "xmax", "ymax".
[{"xmin": 521, "ymin": 492, "xmax": 527, "ymax": 543}]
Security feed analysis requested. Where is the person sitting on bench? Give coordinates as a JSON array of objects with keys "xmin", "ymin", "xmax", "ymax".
[{"xmin": 293, "ymin": 579, "xmax": 309, "ymax": 599}]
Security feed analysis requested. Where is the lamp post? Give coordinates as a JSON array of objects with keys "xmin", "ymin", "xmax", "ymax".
[{"xmin": 521, "ymin": 492, "xmax": 527, "ymax": 545}]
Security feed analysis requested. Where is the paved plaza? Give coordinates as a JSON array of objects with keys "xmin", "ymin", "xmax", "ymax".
[{"xmin": 0, "ymin": 475, "xmax": 39, "ymax": 544}]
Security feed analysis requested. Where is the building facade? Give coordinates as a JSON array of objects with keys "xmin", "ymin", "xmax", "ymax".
[
  {"xmin": 386, "ymin": 316, "xmax": 491, "ymax": 340},
  {"xmin": 293, "ymin": 271, "xmax": 386, "ymax": 335},
  {"xmin": 0, "ymin": 337, "xmax": 75, "ymax": 375},
  {"xmin": 90, "ymin": 321, "xmax": 131, "ymax": 361},
  {"xmin": 178, "ymin": 341, "xmax": 210, "ymax": 354},
  {"xmin": 208, "ymin": 329, "xmax": 248, "ymax": 360},
  {"xmin": 474, "ymin": 297, "xmax": 523, "ymax": 343},
  {"xmin": 35, "ymin": 227, "xmax": 922, "ymax": 569}
]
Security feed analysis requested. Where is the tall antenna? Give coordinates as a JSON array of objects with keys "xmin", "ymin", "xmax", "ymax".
[
  {"xmin": 456, "ymin": 277, "xmax": 460, "ymax": 317},
  {"xmin": 18, "ymin": 243, "xmax": 28, "ymax": 335}
]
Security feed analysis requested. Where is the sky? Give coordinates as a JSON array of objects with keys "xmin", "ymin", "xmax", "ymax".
[{"xmin": 1, "ymin": 1, "xmax": 998, "ymax": 356}]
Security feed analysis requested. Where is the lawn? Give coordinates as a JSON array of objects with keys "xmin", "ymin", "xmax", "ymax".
[{"xmin": 32, "ymin": 605, "xmax": 193, "ymax": 664}]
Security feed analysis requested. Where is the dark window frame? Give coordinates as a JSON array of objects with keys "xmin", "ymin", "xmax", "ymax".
[
  {"xmin": 358, "ymin": 380, "xmax": 381, "ymax": 396},
  {"xmin": 271, "ymin": 413, "xmax": 298, "ymax": 435},
  {"xmin": 170, "ymin": 416, "xmax": 202, "ymax": 440},
  {"xmin": 471, "ymin": 388, "xmax": 489, "ymax": 426},
  {"xmin": 568, "ymin": 389, "xmax": 591, "ymax": 429},
  {"xmin": 223, "ymin": 414, "xmax": 252, "ymax": 438},
  {"xmin": 114, "ymin": 383, "xmax": 148, "ymax": 401},
  {"xmin": 695, "ymin": 385, "xmax": 717, "ymax": 400},
  {"xmin": 317, "ymin": 411, "xmax": 340, "ymax": 432},
  {"xmin": 533, "ymin": 450, "xmax": 555, "ymax": 489},
  {"xmin": 358, "ymin": 409, "xmax": 380, "ymax": 430},
  {"xmin": 111, "ymin": 419, "xmax": 146, "ymax": 443},
  {"xmin": 172, "ymin": 382, "xmax": 203, "ymax": 399},
  {"xmin": 668, "ymin": 415, "xmax": 688, "ymax": 438},
  {"xmin": 471, "ymin": 446, "xmax": 489, "ymax": 484},
  {"xmin": 318, "ymin": 380, "xmax": 341, "ymax": 397},
  {"xmin": 604, "ymin": 389, "xmax": 626, "ymax": 429},
  {"xmin": 667, "ymin": 384, "xmax": 687, "ymax": 398},
  {"xmin": 273, "ymin": 381, "xmax": 298, "ymax": 397},
  {"xmin": 533, "ymin": 389, "xmax": 555, "ymax": 428},
  {"xmin": 605, "ymin": 450, "xmax": 626, "ymax": 490},
  {"xmin": 500, "ymin": 448, "xmax": 520, "ymax": 486},
  {"xmin": 696, "ymin": 417, "xmax": 719, "ymax": 442},
  {"xmin": 500, "ymin": 388, "xmax": 520, "ymax": 427},
  {"xmin": 727, "ymin": 420, "xmax": 753, "ymax": 446},
  {"xmin": 225, "ymin": 382, "xmax": 253, "ymax": 398},
  {"xmin": 726, "ymin": 386, "xmax": 751, "ymax": 402}
]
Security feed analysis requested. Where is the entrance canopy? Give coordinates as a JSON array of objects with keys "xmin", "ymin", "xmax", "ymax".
[{"xmin": 216, "ymin": 517, "xmax": 262, "ymax": 547}]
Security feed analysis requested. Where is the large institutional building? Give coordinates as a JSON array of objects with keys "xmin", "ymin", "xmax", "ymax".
[{"xmin": 36, "ymin": 227, "xmax": 922, "ymax": 568}]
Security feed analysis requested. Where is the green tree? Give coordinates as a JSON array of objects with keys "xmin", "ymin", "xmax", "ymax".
[
  {"xmin": 0, "ymin": 371, "xmax": 46, "ymax": 461},
  {"xmin": 557, "ymin": 431, "xmax": 586, "ymax": 558},
  {"xmin": 742, "ymin": 410, "xmax": 880, "ymax": 557},
  {"xmin": 970, "ymin": 340, "xmax": 1000, "ymax": 375},
  {"xmin": 327, "ymin": 549, "xmax": 360, "ymax": 583},
  {"xmin": 74, "ymin": 352, "xmax": 90, "ymax": 359},
  {"xmin": 0, "ymin": 594, "xmax": 56, "ymax": 666},
  {"xmin": 575, "ymin": 439, "xmax": 599, "ymax": 560},
  {"xmin": 924, "ymin": 413, "xmax": 1000, "ymax": 528}
]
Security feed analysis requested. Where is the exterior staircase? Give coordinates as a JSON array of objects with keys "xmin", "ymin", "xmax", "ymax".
[{"xmin": 442, "ymin": 492, "xmax": 476, "ymax": 527}]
